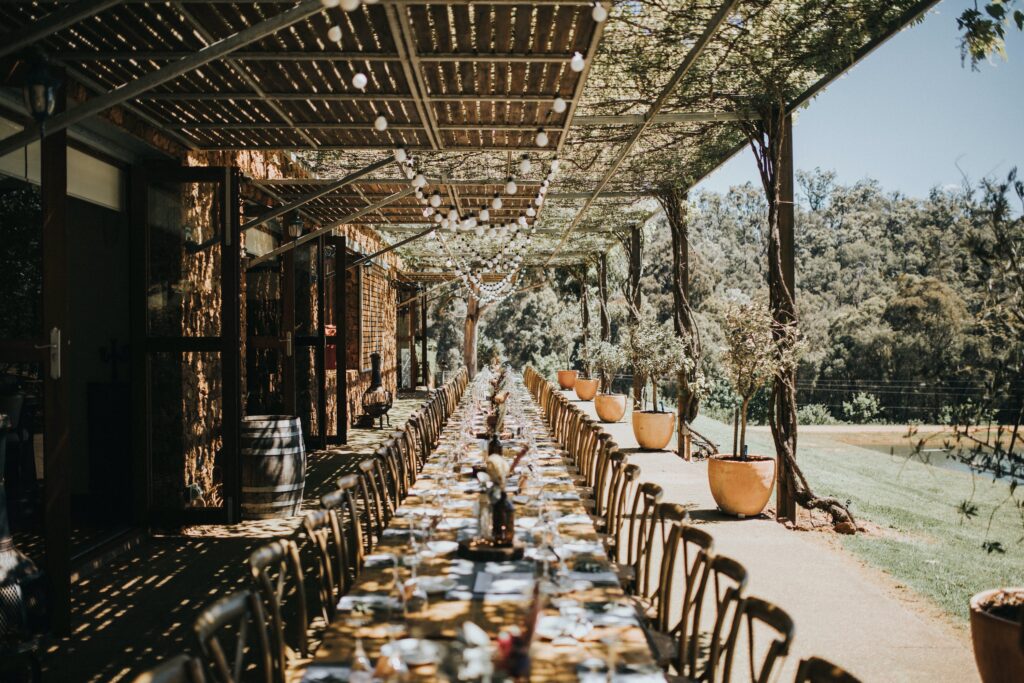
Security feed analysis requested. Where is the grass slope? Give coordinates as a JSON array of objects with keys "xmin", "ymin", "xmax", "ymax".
[{"xmin": 692, "ymin": 416, "xmax": 1024, "ymax": 623}]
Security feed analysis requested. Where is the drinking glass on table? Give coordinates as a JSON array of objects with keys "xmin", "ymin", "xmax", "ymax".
[{"xmin": 345, "ymin": 610, "xmax": 373, "ymax": 683}]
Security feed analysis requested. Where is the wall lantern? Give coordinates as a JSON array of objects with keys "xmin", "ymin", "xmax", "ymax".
[{"xmin": 22, "ymin": 53, "xmax": 60, "ymax": 132}]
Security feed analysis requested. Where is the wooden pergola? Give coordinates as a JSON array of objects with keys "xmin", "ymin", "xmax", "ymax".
[{"xmin": 0, "ymin": 0, "xmax": 939, "ymax": 631}]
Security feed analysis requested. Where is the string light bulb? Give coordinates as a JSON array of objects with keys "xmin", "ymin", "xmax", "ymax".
[
  {"xmin": 429, "ymin": 191, "xmax": 442, "ymax": 208},
  {"xmin": 518, "ymin": 154, "xmax": 532, "ymax": 174},
  {"xmin": 321, "ymin": 0, "xmax": 339, "ymax": 7},
  {"xmin": 480, "ymin": 207, "xmax": 490, "ymax": 222},
  {"xmin": 412, "ymin": 172, "xmax": 426, "ymax": 188},
  {"xmin": 570, "ymin": 52, "xmax": 585, "ymax": 72},
  {"xmin": 327, "ymin": 25, "xmax": 342, "ymax": 43},
  {"xmin": 373, "ymin": 114, "xmax": 388, "ymax": 131},
  {"xmin": 505, "ymin": 177, "xmax": 517, "ymax": 195},
  {"xmin": 352, "ymin": 72, "xmax": 368, "ymax": 90},
  {"xmin": 535, "ymin": 129, "xmax": 549, "ymax": 147},
  {"xmin": 393, "ymin": 146, "xmax": 407, "ymax": 163},
  {"xmin": 552, "ymin": 96, "xmax": 567, "ymax": 114},
  {"xmin": 591, "ymin": 1, "xmax": 608, "ymax": 23},
  {"xmin": 341, "ymin": 0, "xmax": 360, "ymax": 11},
  {"xmin": 492, "ymin": 193, "xmax": 503, "ymax": 210}
]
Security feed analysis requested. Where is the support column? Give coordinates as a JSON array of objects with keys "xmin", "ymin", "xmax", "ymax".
[
  {"xmin": 315, "ymin": 236, "xmax": 327, "ymax": 447},
  {"xmin": 580, "ymin": 269, "xmax": 590, "ymax": 366},
  {"xmin": 627, "ymin": 226, "xmax": 643, "ymax": 407},
  {"xmin": 281, "ymin": 219, "xmax": 297, "ymax": 416},
  {"xmin": 598, "ymin": 254, "xmax": 609, "ymax": 342},
  {"xmin": 408, "ymin": 296, "xmax": 418, "ymax": 388},
  {"xmin": 42, "ymin": 71, "xmax": 71, "ymax": 634},
  {"xmin": 775, "ymin": 114, "xmax": 797, "ymax": 520},
  {"xmin": 420, "ymin": 288, "xmax": 429, "ymax": 388},
  {"xmin": 335, "ymin": 235, "xmax": 348, "ymax": 444}
]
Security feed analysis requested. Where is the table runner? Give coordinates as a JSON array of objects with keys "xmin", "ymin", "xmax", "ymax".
[{"xmin": 305, "ymin": 370, "xmax": 663, "ymax": 682}]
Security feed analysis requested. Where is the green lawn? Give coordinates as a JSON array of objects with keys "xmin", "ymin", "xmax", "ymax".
[{"xmin": 692, "ymin": 416, "xmax": 1024, "ymax": 623}]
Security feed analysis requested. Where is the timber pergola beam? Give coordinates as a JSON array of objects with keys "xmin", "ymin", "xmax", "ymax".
[
  {"xmin": 0, "ymin": 0, "xmax": 324, "ymax": 158},
  {"xmin": 541, "ymin": 0, "xmax": 743, "ymax": 268},
  {"xmin": 240, "ymin": 157, "xmax": 392, "ymax": 232},
  {"xmin": 0, "ymin": 0, "xmax": 121, "ymax": 60},
  {"xmin": 246, "ymin": 186, "xmax": 416, "ymax": 269}
]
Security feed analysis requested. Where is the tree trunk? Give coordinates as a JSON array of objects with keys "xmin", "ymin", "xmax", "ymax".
[
  {"xmin": 581, "ymin": 278, "xmax": 590, "ymax": 376},
  {"xmin": 743, "ymin": 104, "xmax": 856, "ymax": 533},
  {"xmin": 739, "ymin": 397, "xmax": 750, "ymax": 457},
  {"xmin": 657, "ymin": 186, "xmax": 702, "ymax": 460},
  {"xmin": 624, "ymin": 226, "xmax": 644, "ymax": 407},
  {"xmin": 464, "ymin": 295, "xmax": 482, "ymax": 379}
]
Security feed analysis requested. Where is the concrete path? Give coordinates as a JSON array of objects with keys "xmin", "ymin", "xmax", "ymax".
[{"xmin": 566, "ymin": 391, "xmax": 977, "ymax": 683}]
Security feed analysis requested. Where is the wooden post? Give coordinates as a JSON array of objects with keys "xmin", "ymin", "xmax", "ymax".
[
  {"xmin": 420, "ymin": 288, "xmax": 429, "ymax": 388},
  {"xmin": 315, "ymin": 236, "xmax": 327, "ymax": 447},
  {"xmin": 281, "ymin": 223, "xmax": 297, "ymax": 415},
  {"xmin": 598, "ymin": 254, "xmax": 609, "ymax": 342},
  {"xmin": 628, "ymin": 226, "xmax": 643, "ymax": 408},
  {"xmin": 335, "ymin": 235, "xmax": 348, "ymax": 444},
  {"xmin": 42, "ymin": 71, "xmax": 71, "ymax": 634},
  {"xmin": 408, "ymin": 293, "xmax": 418, "ymax": 388},
  {"xmin": 580, "ymin": 270, "xmax": 589, "ymax": 369},
  {"xmin": 776, "ymin": 113, "xmax": 797, "ymax": 521}
]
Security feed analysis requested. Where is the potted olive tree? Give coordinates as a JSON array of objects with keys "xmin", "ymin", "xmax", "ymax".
[
  {"xmin": 589, "ymin": 340, "xmax": 628, "ymax": 422},
  {"xmin": 574, "ymin": 338, "xmax": 601, "ymax": 402},
  {"xmin": 625, "ymin": 316, "xmax": 687, "ymax": 450},
  {"xmin": 708, "ymin": 300, "xmax": 800, "ymax": 517},
  {"xmin": 556, "ymin": 342, "xmax": 577, "ymax": 390}
]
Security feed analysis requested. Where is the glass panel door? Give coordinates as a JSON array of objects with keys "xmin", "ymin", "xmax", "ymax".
[{"xmin": 132, "ymin": 166, "xmax": 240, "ymax": 525}]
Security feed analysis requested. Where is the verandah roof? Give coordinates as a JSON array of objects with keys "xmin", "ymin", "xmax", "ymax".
[{"xmin": 0, "ymin": 0, "xmax": 937, "ymax": 274}]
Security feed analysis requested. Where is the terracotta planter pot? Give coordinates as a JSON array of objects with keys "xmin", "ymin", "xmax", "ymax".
[
  {"xmin": 595, "ymin": 393, "xmax": 627, "ymax": 423},
  {"xmin": 574, "ymin": 378, "xmax": 599, "ymax": 401},
  {"xmin": 970, "ymin": 588, "xmax": 1024, "ymax": 683},
  {"xmin": 556, "ymin": 370, "xmax": 578, "ymax": 389},
  {"xmin": 632, "ymin": 411, "xmax": 675, "ymax": 450},
  {"xmin": 707, "ymin": 455, "xmax": 776, "ymax": 517}
]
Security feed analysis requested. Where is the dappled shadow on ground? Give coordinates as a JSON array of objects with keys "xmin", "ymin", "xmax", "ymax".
[{"xmin": 39, "ymin": 398, "xmax": 423, "ymax": 682}]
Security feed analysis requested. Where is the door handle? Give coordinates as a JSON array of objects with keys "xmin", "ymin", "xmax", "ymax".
[
  {"xmin": 281, "ymin": 331, "xmax": 293, "ymax": 358},
  {"xmin": 34, "ymin": 326, "xmax": 61, "ymax": 380}
]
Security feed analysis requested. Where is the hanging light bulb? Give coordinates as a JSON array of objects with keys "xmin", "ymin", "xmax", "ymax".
[
  {"xmin": 552, "ymin": 96, "xmax": 567, "ymax": 114},
  {"xmin": 373, "ymin": 114, "xmax": 388, "ymax": 132},
  {"xmin": 393, "ymin": 146, "xmax": 407, "ymax": 163},
  {"xmin": 413, "ymin": 172, "xmax": 427, "ymax": 188},
  {"xmin": 340, "ymin": 0, "xmax": 361, "ymax": 11},
  {"xmin": 535, "ymin": 129, "xmax": 549, "ymax": 147},
  {"xmin": 352, "ymin": 72, "xmax": 368, "ymax": 90},
  {"xmin": 518, "ymin": 215, "xmax": 528, "ymax": 227},
  {"xmin": 433, "ymin": 212, "xmax": 443, "ymax": 223},
  {"xmin": 429, "ymin": 191, "xmax": 442, "ymax": 208},
  {"xmin": 448, "ymin": 207, "xmax": 458, "ymax": 222},
  {"xmin": 570, "ymin": 51, "xmax": 585, "ymax": 73},
  {"xmin": 591, "ymin": 1, "xmax": 608, "ymax": 22},
  {"xmin": 505, "ymin": 177, "xmax": 517, "ymax": 195},
  {"xmin": 321, "ymin": 0, "xmax": 340, "ymax": 6},
  {"xmin": 475, "ymin": 226, "xmax": 484, "ymax": 237},
  {"xmin": 518, "ymin": 154, "xmax": 532, "ymax": 175},
  {"xmin": 526, "ymin": 206, "xmax": 536, "ymax": 217},
  {"xmin": 327, "ymin": 25, "xmax": 343, "ymax": 43},
  {"xmin": 445, "ymin": 258, "xmax": 453, "ymax": 268},
  {"xmin": 535, "ymin": 195, "xmax": 544, "ymax": 206},
  {"xmin": 492, "ymin": 193, "xmax": 503, "ymax": 210},
  {"xmin": 423, "ymin": 206, "xmax": 434, "ymax": 218},
  {"xmin": 480, "ymin": 207, "xmax": 490, "ymax": 222}
]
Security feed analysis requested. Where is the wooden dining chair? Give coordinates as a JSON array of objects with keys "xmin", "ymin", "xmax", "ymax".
[
  {"xmin": 635, "ymin": 502, "xmax": 689, "ymax": 624},
  {"xmin": 701, "ymin": 555, "xmax": 750, "ymax": 683},
  {"xmin": 194, "ymin": 590, "xmax": 274, "ymax": 683},
  {"xmin": 248, "ymin": 539, "xmax": 313, "ymax": 680},
  {"xmin": 302, "ymin": 509, "xmax": 343, "ymax": 624},
  {"xmin": 794, "ymin": 657, "xmax": 862, "ymax": 683},
  {"xmin": 720, "ymin": 596, "xmax": 794, "ymax": 683},
  {"xmin": 605, "ymin": 462, "xmax": 640, "ymax": 559},
  {"xmin": 321, "ymin": 475, "xmax": 364, "ymax": 591},
  {"xmin": 130, "ymin": 655, "xmax": 206, "ymax": 683},
  {"xmin": 355, "ymin": 459, "xmax": 386, "ymax": 551},
  {"xmin": 615, "ymin": 481, "xmax": 664, "ymax": 594},
  {"xmin": 369, "ymin": 447, "xmax": 397, "ymax": 523}
]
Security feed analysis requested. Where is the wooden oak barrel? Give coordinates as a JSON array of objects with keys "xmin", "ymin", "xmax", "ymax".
[{"xmin": 240, "ymin": 415, "xmax": 306, "ymax": 520}]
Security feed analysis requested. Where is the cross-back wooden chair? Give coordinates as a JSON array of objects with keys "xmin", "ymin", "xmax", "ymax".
[
  {"xmin": 605, "ymin": 463, "xmax": 641, "ymax": 561},
  {"xmin": 194, "ymin": 590, "xmax": 274, "ymax": 683},
  {"xmin": 321, "ymin": 475, "xmax": 363, "ymax": 591},
  {"xmin": 794, "ymin": 657, "xmax": 862, "ymax": 683},
  {"xmin": 592, "ymin": 448, "xmax": 627, "ymax": 532},
  {"xmin": 636, "ymin": 502, "xmax": 689, "ymax": 622},
  {"xmin": 370, "ymin": 447, "xmax": 398, "ymax": 522},
  {"xmin": 248, "ymin": 539, "xmax": 312, "ymax": 678},
  {"xmin": 354, "ymin": 458, "xmax": 385, "ymax": 551},
  {"xmin": 302, "ymin": 509, "xmax": 343, "ymax": 625},
  {"xmin": 615, "ymin": 481, "xmax": 664, "ymax": 594},
  {"xmin": 701, "ymin": 555, "xmax": 750, "ymax": 683},
  {"xmin": 720, "ymin": 596, "xmax": 794, "ymax": 683},
  {"xmin": 131, "ymin": 655, "xmax": 206, "ymax": 683}
]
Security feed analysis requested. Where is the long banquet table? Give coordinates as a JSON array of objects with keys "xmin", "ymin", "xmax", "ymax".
[{"xmin": 305, "ymin": 370, "xmax": 663, "ymax": 682}]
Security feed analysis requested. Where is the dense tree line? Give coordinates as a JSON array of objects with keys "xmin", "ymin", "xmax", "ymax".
[{"xmin": 431, "ymin": 169, "xmax": 1023, "ymax": 426}]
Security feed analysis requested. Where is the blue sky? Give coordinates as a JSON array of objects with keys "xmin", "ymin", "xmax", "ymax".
[{"xmin": 694, "ymin": 0, "xmax": 1024, "ymax": 198}]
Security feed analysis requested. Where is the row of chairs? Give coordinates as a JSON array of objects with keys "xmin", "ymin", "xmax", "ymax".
[
  {"xmin": 524, "ymin": 367, "xmax": 861, "ymax": 683},
  {"xmin": 133, "ymin": 370, "xmax": 470, "ymax": 683}
]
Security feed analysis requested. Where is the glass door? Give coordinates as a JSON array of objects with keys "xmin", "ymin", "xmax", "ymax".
[
  {"xmin": 245, "ymin": 252, "xmax": 295, "ymax": 417},
  {"xmin": 131, "ymin": 165, "xmax": 240, "ymax": 525}
]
